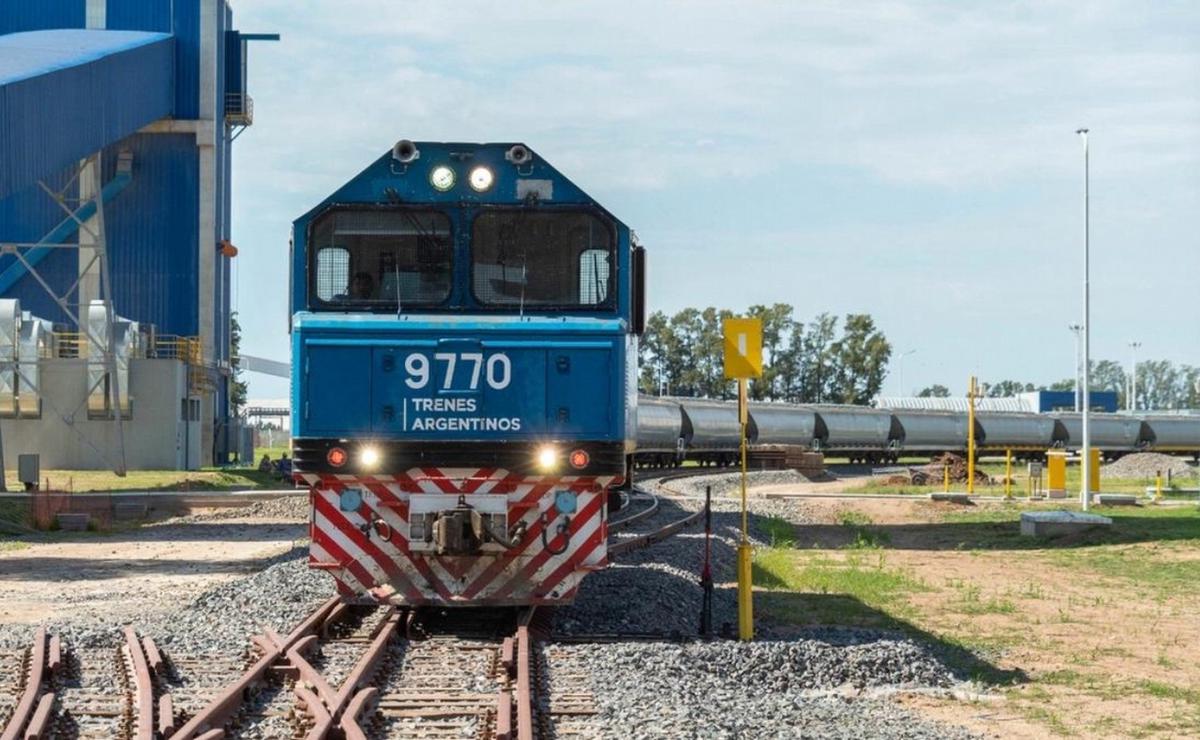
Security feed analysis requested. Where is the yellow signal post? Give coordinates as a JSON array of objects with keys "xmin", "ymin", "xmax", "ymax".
[
  {"xmin": 723, "ymin": 317, "xmax": 762, "ymax": 642},
  {"xmin": 1155, "ymin": 471, "xmax": 1163, "ymax": 503},
  {"xmin": 967, "ymin": 376, "xmax": 977, "ymax": 495},
  {"xmin": 943, "ymin": 463, "xmax": 949, "ymax": 492}
]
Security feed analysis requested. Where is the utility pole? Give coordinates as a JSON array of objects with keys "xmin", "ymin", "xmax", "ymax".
[
  {"xmin": 1077, "ymin": 128, "xmax": 1092, "ymax": 510},
  {"xmin": 1068, "ymin": 324, "xmax": 1083, "ymax": 412},
  {"xmin": 1128, "ymin": 341, "xmax": 1141, "ymax": 411}
]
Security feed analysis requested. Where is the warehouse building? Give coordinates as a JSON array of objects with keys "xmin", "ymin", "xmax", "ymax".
[{"xmin": 0, "ymin": 1, "xmax": 275, "ymax": 469}]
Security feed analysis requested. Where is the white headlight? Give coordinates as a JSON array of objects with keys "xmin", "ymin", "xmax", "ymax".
[
  {"xmin": 430, "ymin": 165, "xmax": 455, "ymax": 191},
  {"xmin": 537, "ymin": 446, "xmax": 558, "ymax": 471},
  {"xmin": 469, "ymin": 166, "xmax": 494, "ymax": 192},
  {"xmin": 360, "ymin": 446, "xmax": 381, "ymax": 468}
]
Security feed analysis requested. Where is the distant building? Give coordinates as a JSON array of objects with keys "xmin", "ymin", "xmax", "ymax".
[
  {"xmin": 1018, "ymin": 390, "xmax": 1118, "ymax": 413},
  {"xmin": 874, "ymin": 391, "xmax": 1120, "ymax": 414}
]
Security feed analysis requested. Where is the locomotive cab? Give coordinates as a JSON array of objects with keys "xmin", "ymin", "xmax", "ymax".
[{"xmin": 291, "ymin": 141, "xmax": 642, "ymax": 606}]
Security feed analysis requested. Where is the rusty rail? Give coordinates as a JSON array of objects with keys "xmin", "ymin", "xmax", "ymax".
[
  {"xmin": 123, "ymin": 626, "xmax": 157, "ymax": 740},
  {"xmin": 169, "ymin": 595, "xmax": 341, "ymax": 739},
  {"xmin": 0, "ymin": 628, "xmax": 55, "ymax": 740}
]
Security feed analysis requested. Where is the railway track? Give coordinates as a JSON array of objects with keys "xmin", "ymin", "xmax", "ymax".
[
  {"xmin": 0, "ymin": 627, "xmax": 162, "ymax": 740},
  {"xmin": 606, "ymin": 470, "xmax": 710, "ymax": 558},
  {"xmin": 1, "ymin": 469, "xmax": 731, "ymax": 739}
]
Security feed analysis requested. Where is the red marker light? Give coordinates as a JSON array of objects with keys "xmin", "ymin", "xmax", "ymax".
[
  {"xmin": 327, "ymin": 447, "xmax": 348, "ymax": 467},
  {"xmin": 569, "ymin": 449, "xmax": 589, "ymax": 469}
]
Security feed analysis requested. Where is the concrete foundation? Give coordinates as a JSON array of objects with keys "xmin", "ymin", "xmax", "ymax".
[
  {"xmin": 928, "ymin": 492, "xmax": 973, "ymax": 504},
  {"xmin": 1096, "ymin": 494, "xmax": 1139, "ymax": 506},
  {"xmin": 0, "ymin": 358, "xmax": 201, "ymax": 470},
  {"xmin": 1020, "ymin": 510, "xmax": 1112, "ymax": 537}
]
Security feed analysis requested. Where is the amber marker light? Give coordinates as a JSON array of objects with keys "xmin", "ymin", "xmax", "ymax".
[{"xmin": 569, "ymin": 449, "xmax": 590, "ymax": 469}]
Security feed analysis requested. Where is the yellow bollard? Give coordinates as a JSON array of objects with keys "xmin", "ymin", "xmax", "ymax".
[
  {"xmin": 736, "ymin": 378, "xmax": 753, "ymax": 641},
  {"xmin": 1005, "ymin": 450, "xmax": 1013, "ymax": 500},
  {"xmin": 967, "ymin": 376, "xmax": 977, "ymax": 495},
  {"xmin": 943, "ymin": 463, "xmax": 949, "ymax": 492},
  {"xmin": 1155, "ymin": 471, "xmax": 1163, "ymax": 503}
]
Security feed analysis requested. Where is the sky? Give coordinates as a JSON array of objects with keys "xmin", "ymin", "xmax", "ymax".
[{"xmin": 228, "ymin": 0, "xmax": 1200, "ymax": 401}]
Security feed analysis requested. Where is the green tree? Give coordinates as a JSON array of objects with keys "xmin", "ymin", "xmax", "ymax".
[
  {"xmin": 229, "ymin": 312, "xmax": 248, "ymax": 415},
  {"xmin": 918, "ymin": 384, "xmax": 951, "ymax": 398},
  {"xmin": 987, "ymin": 380, "xmax": 1035, "ymax": 397},
  {"xmin": 637, "ymin": 310, "xmax": 672, "ymax": 393},
  {"xmin": 746, "ymin": 302, "xmax": 794, "ymax": 400},
  {"xmin": 1089, "ymin": 360, "xmax": 1127, "ymax": 407},
  {"xmin": 827, "ymin": 314, "xmax": 892, "ymax": 404}
]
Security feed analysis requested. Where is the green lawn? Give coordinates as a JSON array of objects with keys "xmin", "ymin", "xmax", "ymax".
[
  {"xmin": 2, "ymin": 467, "xmax": 281, "ymax": 493},
  {"xmin": 751, "ymin": 501, "xmax": 1200, "ymax": 736}
]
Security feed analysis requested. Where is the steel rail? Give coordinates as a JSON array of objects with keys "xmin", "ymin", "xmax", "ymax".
[
  {"xmin": 123, "ymin": 626, "xmax": 156, "ymax": 740},
  {"xmin": 0, "ymin": 628, "xmax": 53, "ymax": 740},
  {"xmin": 607, "ymin": 492, "xmax": 659, "ymax": 532},
  {"xmin": 169, "ymin": 595, "xmax": 341, "ymax": 740}
]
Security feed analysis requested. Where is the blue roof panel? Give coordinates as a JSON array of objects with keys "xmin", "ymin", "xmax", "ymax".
[{"xmin": 0, "ymin": 29, "xmax": 174, "ymax": 198}]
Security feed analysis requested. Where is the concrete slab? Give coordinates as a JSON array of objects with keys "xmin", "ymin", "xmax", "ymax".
[
  {"xmin": 1047, "ymin": 489, "xmax": 1067, "ymax": 499},
  {"xmin": 1095, "ymin": 494, "xmax": 1139, "ymax": 507},
  {"xmin": 113, "ymin": 502, "xmax": 148, "ymax": 520},
  {"xmin": 928, "ymin": 492, "xmax": 973, "ymax": 504},
  {"xmin": 55, "ymin": 513, "xmax": 91, "ymax": 531},
  {"xmin": 1020, "ymin": 510, "xmax": 1112, "ymax": 537}
]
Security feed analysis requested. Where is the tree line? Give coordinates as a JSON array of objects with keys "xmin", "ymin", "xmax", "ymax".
[
  {"xmin": 638, "ymin": 304, "xmax": 892, "ymax": 404},
  {"xmin": 917, "ymin": 359, "xmax": 1200, "ymax": 410}
]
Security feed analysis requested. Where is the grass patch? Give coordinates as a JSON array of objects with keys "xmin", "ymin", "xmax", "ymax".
[
  {"xmin": 0, "ymin": 539, "xmax": 29, "ymax": 552},
  {"xmin": 754, "ymin": 547, "xmax": 926, "ymax": 628},
  {"xmin": 837, "ymin": 510, "xmax": 891, "ymax": 549},
  {"xmin": 951, "ymin": 583, "xmax": 1017, "ymax": 615},
  {"xmin": 2, "ymin": 467, "xmax": 282, "ymax": 493},
  {"xmin": 1138, "ymin": 680, "xmax": 1200, "ymax": 706},
  {"xmin": 760, "ymin": 516, "xmax": 796, "ymax": 547}
]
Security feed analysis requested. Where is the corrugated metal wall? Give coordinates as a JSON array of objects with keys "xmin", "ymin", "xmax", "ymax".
[
  {"xmin": 107, "ymin": 0, "xmax": 201, "ymax": 117},
  {"xmin": 103, "ymin": 133, "xmax": 201, "ymax": 336},
  {"xmin": 0, "ymin": 2, "xmax": 85, "ymax": 34},
  {"xmin": 0, "ymin": 30, "xmax": 175, "ymax": 198}
]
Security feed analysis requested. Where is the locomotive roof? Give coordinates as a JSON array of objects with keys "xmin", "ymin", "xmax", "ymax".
[{"xmin": 294, "ymin": 140, "xmax": 626, "ymax": 231}]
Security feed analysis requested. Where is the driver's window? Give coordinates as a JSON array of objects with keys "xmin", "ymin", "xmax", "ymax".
[
  {"xmin": 578, "ymin": 248, "xmax": 610, "ymax": 305},
  {"xmin": 315, "ymin": 247, "xmax": 350, "ymax": 301}
]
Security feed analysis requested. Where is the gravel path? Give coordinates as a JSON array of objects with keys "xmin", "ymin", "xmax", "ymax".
[
  {"xmin": 552, "ymin": 471, "xmax": 979, "ymax": 739},
  {"xmin": 0, "ymin": 473, "xmax": 984, "ymax": 738}
]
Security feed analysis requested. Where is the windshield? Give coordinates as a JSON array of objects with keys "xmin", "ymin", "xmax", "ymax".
[
  {"xmin": 472, "ymin": 210, "xmax": 614, "ymax": 309},
  {"xmin": 309, "ymin": 208, "xmax": 452, "ymax": 310}
]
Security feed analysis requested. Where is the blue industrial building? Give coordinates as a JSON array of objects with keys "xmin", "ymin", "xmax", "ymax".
[{"xmin": 0, "ymin": 2, "xmax": 275, "ymax": 465}]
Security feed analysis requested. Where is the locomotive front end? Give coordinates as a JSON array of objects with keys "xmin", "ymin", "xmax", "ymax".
[{"xmin": 290, "ymin": 141, "xmax": 643, "ymax": 607}]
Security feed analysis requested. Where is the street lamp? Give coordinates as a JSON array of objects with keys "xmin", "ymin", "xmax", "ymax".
[
  {"xmin": 896, "ymin": 349, "xmax": 918, "ymax": 396},
  {"xmin": 1128, "ymin": 341, "xmax": 1141, "ymax": 411},
  {"xmin": 1077, "ymin": 127, "xmax": 1092, "ymax": 510},
  {"xmin": 1068, "ymin": 324, "xmax": 1083, "ymax": 412}
]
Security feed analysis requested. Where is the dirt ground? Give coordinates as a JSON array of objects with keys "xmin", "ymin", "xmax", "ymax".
[
  {"xmin": 756, "ymin": 494, "xmax": 1200, "ymax": 739},
  {"xmin": 0, "ymin": 513, "xmax": 305, "ymax": 625}
]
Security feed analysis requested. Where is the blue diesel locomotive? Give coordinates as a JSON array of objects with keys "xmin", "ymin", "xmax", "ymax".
[{"xmin": 290, "ymin": 141, "xmax": 644, "ymax": 606}]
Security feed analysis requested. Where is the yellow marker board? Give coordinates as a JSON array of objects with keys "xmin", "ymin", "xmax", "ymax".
[{"xmin": 723, "ymin": 318, "xmax": 763, "ymax": 379}]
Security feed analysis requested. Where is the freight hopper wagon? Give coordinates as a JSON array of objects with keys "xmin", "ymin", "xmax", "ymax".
[{"xmin": 290, "ymin": 141, "xmax": 646, "ymax": 607}]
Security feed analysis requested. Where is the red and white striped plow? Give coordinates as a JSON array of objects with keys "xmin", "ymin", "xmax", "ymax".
[{"xmin": 301, "ymin": 467, "xmax": 620, "ymax": 606}]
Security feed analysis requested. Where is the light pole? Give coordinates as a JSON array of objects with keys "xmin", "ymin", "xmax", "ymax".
[
  {"xmin": 1128, "ymin": 341, "xmax": 1141, "ymax": 411},
  {"xmin": 896, "ymin": 349, "xmax": 917, "ymax": 396},
  {"xmin": 1077, "ymin": 127, "xmax": 1092, "ymax": 510},
  {"xmin": 1068, "ymin": 324, "xmax": 1083, "ymax": 412}
]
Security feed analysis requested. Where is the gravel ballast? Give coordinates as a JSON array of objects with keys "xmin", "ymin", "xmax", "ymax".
[{"xmin": 1102, "ymin": 452, "xmax": 1197, "ymax": 479}]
